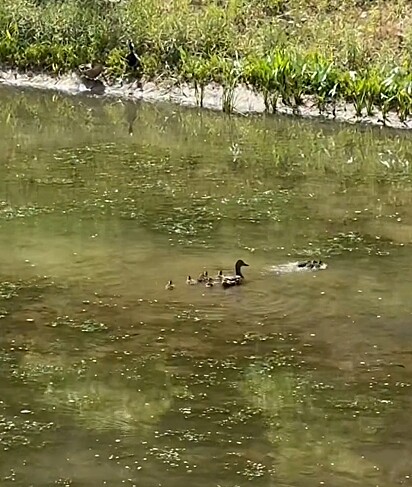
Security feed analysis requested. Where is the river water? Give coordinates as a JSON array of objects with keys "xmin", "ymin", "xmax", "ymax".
[{"xmin": 1, "ymin": 85, "xmax": 412, "ymax": 486}]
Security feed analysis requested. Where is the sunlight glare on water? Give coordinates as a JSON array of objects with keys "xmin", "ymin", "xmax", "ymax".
[{"xmin": 1, "ymin": 86, "xmax": 412, "ymax": 486}]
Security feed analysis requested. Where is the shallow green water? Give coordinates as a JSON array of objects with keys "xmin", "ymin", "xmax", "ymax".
[{"xmin": 1, "ymin": 85, "xmax": 412, "ymax": 486}]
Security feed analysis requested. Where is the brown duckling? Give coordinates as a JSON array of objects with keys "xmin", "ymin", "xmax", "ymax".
[
  {"xmin": 205, "ymin": 278, "xmax": 214, "ymax": 288},
  {"xmin": 197, "ymin": 271, "xmax": 208, "ymax": 283},
  {"xmin": 165, "ymin": 280, "xmax": 175, "ymax": 290},
  {"xmin": 297, "ymin": 260, "xmax": 327, "ymax": 270},
  {"xmin": 214, "ymin": 270, "xmax": 223, "ymax": 282},
  {"xmin": 78, "ymin": 63, "xmax": 104, "ymax": 80},
  {"xmin": 186, "ymin": 275, "xmax": 197, "ymax": 285}
]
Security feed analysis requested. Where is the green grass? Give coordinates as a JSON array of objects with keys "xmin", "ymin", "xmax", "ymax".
[{"xmin": 1, "ymin": 0, "xmax": 412, "ymax": 121}]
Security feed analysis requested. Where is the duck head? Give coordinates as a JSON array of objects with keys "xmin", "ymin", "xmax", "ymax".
[{"xmin": 235, "ymin": 259, "xmax": 249, "ymax": 277}]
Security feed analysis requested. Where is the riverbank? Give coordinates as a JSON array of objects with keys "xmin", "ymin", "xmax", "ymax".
[
  {"xmin": 1, "ymin": 69, "xmax": 411, "ymax": 130},
  {"xmin": 1, "ymin": 0, "xmax": 412, "ymax": 129}
]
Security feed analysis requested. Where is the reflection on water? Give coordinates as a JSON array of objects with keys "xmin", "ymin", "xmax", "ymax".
[{"xmin": 1, "ymin": 86, "xmax": 412, "ymax": 486}]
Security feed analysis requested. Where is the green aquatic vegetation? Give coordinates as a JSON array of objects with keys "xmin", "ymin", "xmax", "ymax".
[
  {"xmin": 343, "ymin": 70, "xmax": 381, "ymax": 117},
  {"xmin": 0, "ymin": 282, "xmax": 19, "ymax": 300},
  {"xmin": 179, "ymin": 52, "xmax": 219, "ymax": 107},
  {"xmin": 0, "ymin": 201, "xmax": 53, "ymax": 220},
  {"xmin": 44, "ymin": 379, "xmax": 173, "ymax": 433},
  {"xmin": 221, "ymin": 190, "xmax": 285, "ymax": 223},
  {"xmin": 50, "ymin": 316, "xmax": 109, "ymax": 333},
  {"xmin": 395, "ymin": 76, "xmax": 412, "ymax": 123},
  {"xmin": 218, "ymin": 56, "xmax": 242, "ymax": 113},
  {"xmin": 11, "ymin": 352, "xmax": 177, "ymax": 434},
  {"xmin": 243, "ymin": 50, "xmax": 305, "ymax": 113},
  {"xmin": 0, "ymin": 413, "xmax": 55, "ymax": 450},
  {"xmin": 1, "ymin": 85, "xmax": 411, "ymax": 182},
  {"xmin": 240, "ymin": 358, "xmax": 396, "ymax": 483},
  {"xmin": 0, "ymin": 277, "xmax": 60, "ymax": 313},
  {"xmin": 296, "ymin": 231, "xmax": 404, "ymax": 257},
  {"xmin": 3, "ymin": 84, "xmax": 412, "ymax": 252},
  {"xmin": 306, "ymin": 54, "xmax": 340, "ymax": 115},
  {"xmin": 8, "ymin": 350, "xmax": 89, "ymax": 384}
]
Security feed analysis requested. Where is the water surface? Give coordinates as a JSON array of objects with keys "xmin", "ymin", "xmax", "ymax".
[{"xmin": 1, "ymin": 86, "xmax": 412, "ymax": 486}]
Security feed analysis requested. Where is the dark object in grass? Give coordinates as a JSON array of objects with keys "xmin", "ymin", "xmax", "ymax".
[{"xmin": 126, "ymin": 40, "xmax": 140, "ymax": 70}]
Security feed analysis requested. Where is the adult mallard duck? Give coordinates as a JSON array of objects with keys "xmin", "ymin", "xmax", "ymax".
[
  {"xmin": 78, "ymin": 63, "xmax": 104, "ymax": 80},
  {"xmin": 221, "ymin": 259, "xmax": 249, "ymax": 288}
]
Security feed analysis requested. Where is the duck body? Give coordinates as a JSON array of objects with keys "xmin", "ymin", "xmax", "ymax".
[
  {"xmin": 221, "ymin": 259, "xmax": 249, "ymax": 288},
  {"xmin": 165, "ymin": 280, "xmax": 175, "ymax": 290},
  {"xmin": 197, "ymin": 271, "xmax": 208, "ymax": 283},
  {"xmin": 221, "ymin": 276, "xmax": 242, "ymax": 288},
  {"xmin": 186, "ymin": 275, "xmax": 197, "ymax": 285},
  {"xmin": 78, "ymin": 63, "xmax": 104, "ymax": 80},
  {"xmin": 126, "ymin": 40, "xmax": 140, "ymax": 70},
  {"xmin": 214, "ymin": 270, "xmax": 223, "ymax": 282}
]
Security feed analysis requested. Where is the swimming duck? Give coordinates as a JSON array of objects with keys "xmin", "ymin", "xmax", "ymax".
[
  {"xmin": 221, "ymin": 259, "xmax": 249, "ymax": 288},
  {"xmin": 165, "ymin": 280, "xmax": 175, "ymax": 290},
  {"xmin": 214, "ymin": 270, "xmax": 223, "ymax": 282},
  {"xmin": 297, "ymin": 260, "xmax": 327, "ymax": 270},
  {"xmin": 205, "ymin": 278, "xmax": 214, "ymax": 288},
  {"xmin": 197, "ymin": 271, "xmax": 208, "ymax": 283},
  {"xmin": 126, "ymin": 40, "xmax": 140, "ymax": 70},
  {"xmin": 186, "ymin": 275, "xmax": 197, "ymax": 285}
]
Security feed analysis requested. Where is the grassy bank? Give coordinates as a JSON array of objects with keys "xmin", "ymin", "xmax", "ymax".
[{"xmin": 1, "ymin": 0, "xmax": 412, "ymax": 121}]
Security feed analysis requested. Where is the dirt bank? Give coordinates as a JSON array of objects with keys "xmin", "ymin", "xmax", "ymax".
[{"xmin": 1, "ymin": 70, "xmax": 411, "ymax": 130}]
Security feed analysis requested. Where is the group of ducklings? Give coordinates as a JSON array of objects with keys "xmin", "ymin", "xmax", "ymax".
[
  {"xmin": 165, "ymin": 259, "xmax": 249, "ymax": 291},
  {"xmin": 297, "ymin": 260, "xmax": 325, "ymax": 270},
  {"xmin": 164, "ymin": 258, "xmax": 327, "ymax": 291}
]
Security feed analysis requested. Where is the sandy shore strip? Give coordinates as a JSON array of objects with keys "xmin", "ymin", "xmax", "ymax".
[{"xmin": 1, "ymin": 69, "xmax": 411, "ymax": 130}]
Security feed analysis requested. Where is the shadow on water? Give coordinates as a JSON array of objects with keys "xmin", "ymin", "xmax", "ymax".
[{"xmin": 1, "ymin": 85, "xmax": 412, "ymax": 486}]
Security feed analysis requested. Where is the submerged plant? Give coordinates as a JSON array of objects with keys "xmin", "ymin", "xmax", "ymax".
[
  {"xmin": 217, "ymin": 55, "xmax": 242, "ymax": 113},
  {"xmin": 179, "ymin": 50, "xmax": 217, "ymax": 107},
  {"xmin": 240, "ymin": 357, "xmax": 398, "ymax": 483}
]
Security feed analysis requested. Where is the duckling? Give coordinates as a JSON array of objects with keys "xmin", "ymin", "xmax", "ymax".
[
  {"xmin": 313, "ymin": 260, "xmax": 327, "ymax": 270},
  {"xmin": 126, "ymin": 40, "xmax": 140, "ymax": 70},
  {"xmin": 165, "ymin": 280, "xmax": 175, "ymax": 290},
  {"xmin": 186, "ymin": 275, "xmax": 197, "ymax": 285},
  {"xmin": 205, "ymin": 278, "xmax": 214, "ymax": 288},
  {"xmin": 221, "ymin": 259, "xmax": 249, "ymax": 288},
  {"xmin": 197, "ymin": 271, "xmax": 208, "ymax": 283},
  {"xmin": 214, "ymin": 270, "xmax": 223, "ymax": 282},
  {"xmin": 297, "ymin": 260, "xmax": 327, "ymax": 270}
]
